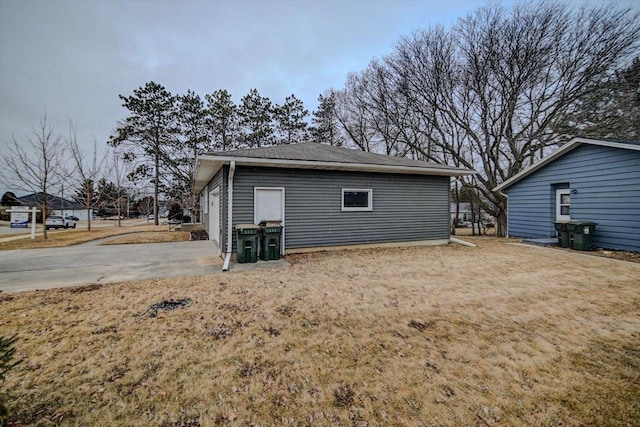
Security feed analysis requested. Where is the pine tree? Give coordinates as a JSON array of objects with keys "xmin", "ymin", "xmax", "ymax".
[
  {"xmin": 311, "ymin": 91, "xmax": 344, "ymax": 146},
  {"xmin": 109, "ymin": 82, "xmax": 180, "ymax": 225},
  {"xmin": 273, "ymin": 94, "xmax": 309, "ymax": 144},
  {"xmin": 205, "ymin": 89, "xmax": 239, "ymax": 151},
  {"xmin": 238, "ymin": 88, "xmax": 274, "ymax": 147}
]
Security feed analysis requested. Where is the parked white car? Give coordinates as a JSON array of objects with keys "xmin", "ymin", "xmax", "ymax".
[{"xmin": 45, "ymin": 215, "xmax": 76, "ymax": 230}]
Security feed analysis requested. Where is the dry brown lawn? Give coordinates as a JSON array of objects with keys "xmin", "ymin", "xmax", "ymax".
[
  {"xmin": 0, "ymin": 225, "xmax": 162, "ymax": 250},
  {"xmin": 1, "ymin": 238, "xmax": 639, "ymax": 426},
  {"xmin": 100, "ymin": 231, "xmax": 190, "ymax": 245}
]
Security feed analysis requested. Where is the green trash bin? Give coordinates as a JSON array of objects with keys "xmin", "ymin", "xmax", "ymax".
[
  {"xmin": 236, "ymin": 224, "xmax": 259, "ymax": 263},
  {"xmin": 567, "ymin": 220, "xmax": 598, "ymax": 251},
  {"xmin": 553, "ymin": 221, "xmax": 570, "ymax": 248},
  {"xmin": 259, "ymin": 221, "xmax": 282, "ymax": 261}
]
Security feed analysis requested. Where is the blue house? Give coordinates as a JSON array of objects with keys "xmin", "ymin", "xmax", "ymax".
[{"xmin": 493, "ymin": 138, "xmax": 640, "ymax": 252}]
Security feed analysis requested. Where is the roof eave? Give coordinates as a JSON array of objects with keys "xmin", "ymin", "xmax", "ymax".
[
  {"xmin": 193, "ymin": 155, "xmax": 475, "ymax": 194},
  {"xmin": 493, "ymin": 139, "xmax": 581, "ymax": 192},
  {"xmin": 493, "ymin": 137, "xmax": 640, "ymax": 192}
]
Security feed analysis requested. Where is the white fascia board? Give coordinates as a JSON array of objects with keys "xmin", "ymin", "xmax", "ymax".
[
  {"xmin": 572, "ymin": 137, "xmax": 640, "ymax": 151},
  {"xmin": 196, "ymin": 154, "xmax": 475, "ymax": 176}
]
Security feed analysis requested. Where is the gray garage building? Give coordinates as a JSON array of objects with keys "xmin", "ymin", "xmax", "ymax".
[{"xmin": 193, "ymin": 143, "xmax": 473, "ymax": 266}]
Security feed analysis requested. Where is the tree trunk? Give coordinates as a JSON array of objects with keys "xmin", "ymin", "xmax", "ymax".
[
  {"xmin": 42, "ymin": 196, "xmax": 48, "ymax": 240},
  {"xmin": 496, "ymin": 210, "xmax": 507, "ymax": 238},
  {"xmin": 154, "ymin": 155, "xmax": 160, "ymax": 226}
]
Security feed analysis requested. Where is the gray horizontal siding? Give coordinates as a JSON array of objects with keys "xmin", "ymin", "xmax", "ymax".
[
  {"xmin": 506, "ymin": 144, "xmax": 640, "ymax": 251},
  {"xmin": 231, "ymin": 167, "xmax": 450, "ymax": 252}
]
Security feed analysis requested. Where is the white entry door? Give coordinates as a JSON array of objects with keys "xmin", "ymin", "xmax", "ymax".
[
  {"xmin": 254, "ymin": 187, "xmax": 285, "ymax": 253},
  {"xmin": 209, "ymin": 187, "xmax": 221, "ymax": 255},
  {"xmin": 556, "ymin": 189, "xmax": 571, "ymax": 221}
]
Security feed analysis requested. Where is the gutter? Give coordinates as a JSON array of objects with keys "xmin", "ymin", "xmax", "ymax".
[{"xmin": 222, "ymin": 160, "xmax": 236, "ymax": 272}]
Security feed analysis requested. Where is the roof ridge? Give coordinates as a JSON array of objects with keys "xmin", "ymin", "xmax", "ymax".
[{"xmin": 203, "ymin": 142, "xmax": 463, "ymax": 170}]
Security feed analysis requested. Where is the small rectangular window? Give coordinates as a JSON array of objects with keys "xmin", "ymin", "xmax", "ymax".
[{"xmin": 342, "ymin": 189, "xmax": 373, "ymax": 211}]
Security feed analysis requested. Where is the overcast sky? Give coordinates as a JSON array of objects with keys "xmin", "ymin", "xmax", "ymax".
[{"xmin": 0, "ymin": 0, "xmax": 636, "ymax": 197}]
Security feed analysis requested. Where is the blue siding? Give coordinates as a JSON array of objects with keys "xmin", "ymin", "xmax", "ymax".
[{"xmin": 505, "ymin": 144, "xmax": 640, "ymax": 251}]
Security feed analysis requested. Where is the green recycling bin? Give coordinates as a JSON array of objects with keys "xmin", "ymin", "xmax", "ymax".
[
  {"xmin": 259, "ymin": 221, "xmax": 282, "ymax": 261},
  {"xmin": 566, "ymin": 220, "xmax": 598, "ymax": 251},
  {"xmin": 236, "ymin": 224, "xmax": 259, "ymax": 263},
  {"xmin": 553, "ymin": 221, "xmax": 570, "ymax": 248}
]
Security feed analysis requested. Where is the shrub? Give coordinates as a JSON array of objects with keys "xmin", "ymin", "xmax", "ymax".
[
  {"xmin": 0, "ymin": 334, "xmax": 21, "ymax": 418},
  {"xmin": 168, "ymin": 202, "xmax": 183, "ymax": 220}
]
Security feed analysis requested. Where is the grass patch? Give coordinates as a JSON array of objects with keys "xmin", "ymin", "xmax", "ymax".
[
  {"xmin": 1, "ymin": 238, "xmax": 639, "ymax": 425},
  {"xmin": 0, "ymin": 225, "xmax": 161, "ymax": 250},
  {"xmin": 100, "ymin": 231, "xmax": 190, "ymax": 245}
]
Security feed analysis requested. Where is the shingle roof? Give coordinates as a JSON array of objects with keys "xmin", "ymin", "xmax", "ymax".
[
  {"xmin": 204, "ymin": 142, "xmax": 462, "ymax": 171},
  {"xmin": 194, "ymin": 142, "xmax": 475, "ymax": 194},
  {"xmin": 18, "ymin": 193, "xmax": 84, "ymax": 210}
]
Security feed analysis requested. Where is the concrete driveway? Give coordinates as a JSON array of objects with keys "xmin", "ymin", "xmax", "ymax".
[{"xmin": 0, "ymin": 240, "xmax": 223, "ymax": 293}]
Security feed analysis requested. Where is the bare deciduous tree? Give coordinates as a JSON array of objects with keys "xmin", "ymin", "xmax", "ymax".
[
  {"xmin": 105, "ymin": 149, "xmax": 132, "ymax": 227},
  {"xmin": 0, "ymin": 113, "xmax": 64, "ymax": 239},
  {"xmin": 334, "ymin": 2, "xmax": 640, "ymax": 236},
  {"xmin": 68, "ymin": 122, "xmax": 106, "ymax": 231}
]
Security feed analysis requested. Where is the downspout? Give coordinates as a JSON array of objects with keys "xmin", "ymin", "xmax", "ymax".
[
  {"xmin": 222, "ymin": 161, "xmax": 236, "ymax": 271},
  {"xmin": 449, "ymin": 177, "xmax": 462, "ymax": 241},
  {"xmin": 499, "ymin": 191, "xmax": 509, "ymax": 238}
]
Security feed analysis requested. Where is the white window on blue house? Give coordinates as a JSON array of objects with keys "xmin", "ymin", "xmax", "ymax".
[
  {"xmin": 342, "ymin": 189, "xmax": 373, "ymax": 211},
  {"xmin": 556, "ymin": 189, "xmax": 571, "ymax": 221}
]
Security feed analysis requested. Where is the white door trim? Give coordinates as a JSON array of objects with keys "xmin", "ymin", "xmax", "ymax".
[
  {"xmin": 556, "ymin": 188, "xmax": 571, "ymax": 222},
  {"xmin": 209, "ymin": 186, "xmax": 221, "ymax": 256},
  {"xmin": 254, "ymin": 187, "xmax": 285, "ymax": 254}
]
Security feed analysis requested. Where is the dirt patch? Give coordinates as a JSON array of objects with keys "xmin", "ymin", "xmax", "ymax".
[
  {"xmin": 0, "ymin": 293, "xmax": 15, "ymax": 303},
  {"xmin": 189, "ymin": 229, "xmax": 208, "ymax": 241},
  {"xmin": 594, "ymin": 248, "xmax": 640, "ymax": 263},
  {"xmin": 1, "ymin": 238, "xmax": 639, "ymax": 425},
  {"xmin": 141, "ymin": 298, "xmax": 193, "ymax": 317},
  {"xmin": 68, "ymin": 284, "xmax": 104, "ymax": 294}
]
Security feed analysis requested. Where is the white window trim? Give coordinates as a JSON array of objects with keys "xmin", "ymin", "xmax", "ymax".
[
  {"xmin": 341, "ymin": 188, "xmax": 373, "ymax": 212},
  {"xmin": 556, "ymin": 188, "xmax": 571, "ymax": 221}
]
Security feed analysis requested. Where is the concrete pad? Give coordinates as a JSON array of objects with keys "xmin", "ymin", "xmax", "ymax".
[{"xmin": 0, "ymin": 241, "xmax": 222, "ymax": 293}]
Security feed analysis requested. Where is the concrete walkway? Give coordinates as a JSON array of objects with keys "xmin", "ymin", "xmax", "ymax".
[{"xmin": 0, "ymin": 241, "xmax": 223, "ymax": 293}]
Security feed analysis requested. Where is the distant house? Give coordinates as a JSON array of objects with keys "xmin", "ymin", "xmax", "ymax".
[
  {"xmin": 450, "ymin": 202, "xmax": 493, "ymax": 226},
  {"xmin": 18, "ymin": 192, "xmax": 93, "ymax": 220},
  {"xmin": 494, "ymin": 138, "xmax": 640, "ymax": 252},
  {"xmin": 193, "ymin": 143, "xmax": 474, "ymax": 264}
]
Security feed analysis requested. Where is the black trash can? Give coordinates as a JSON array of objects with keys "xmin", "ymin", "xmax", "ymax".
[
  {"xmin": 553, "ymin": 221, "xmax": 570, "ymax": 248},
  {"xmin": 259, "ymin": 221, "xmax": 283, "ymax": 261},
  {"xmin": 567, "ymin": 221, "xmax": 598, "ymax": 251},
  {"xmin": 235, "ymin": 224, "xmax": 259, "ymax": 263}
]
